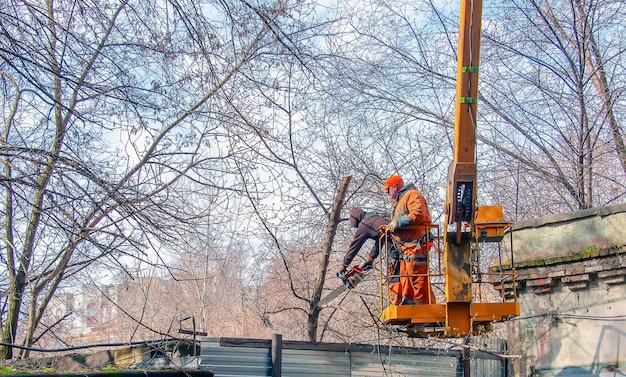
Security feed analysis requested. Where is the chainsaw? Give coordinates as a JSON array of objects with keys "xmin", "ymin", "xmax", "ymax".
[{"xmin": 316, "ymin": 264, "xmax": 369, "ymax": 308}]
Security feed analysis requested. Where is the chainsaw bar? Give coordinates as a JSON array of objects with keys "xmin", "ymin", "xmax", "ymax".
[
  {"xmin": 316, "ymin": 265, "xmax": 369, "ymax": 308},
  {"xmin": 316, "ymin": 284, "xmax": 349, "ymax": 308}
]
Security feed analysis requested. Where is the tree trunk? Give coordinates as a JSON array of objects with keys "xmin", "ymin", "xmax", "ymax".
[{"xmin": 307, "ymin": 174, "xmax": 352, "ymax": 342}]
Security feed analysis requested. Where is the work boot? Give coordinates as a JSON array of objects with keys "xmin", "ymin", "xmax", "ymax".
[{"xmin": 360, "ymin": 260, "xmax": 373, "ymax": 271}]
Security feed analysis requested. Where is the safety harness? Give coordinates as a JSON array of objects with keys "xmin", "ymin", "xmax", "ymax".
[{"xmin": 391, "ymin": 233, "xmax": 433, "ymax": 265}]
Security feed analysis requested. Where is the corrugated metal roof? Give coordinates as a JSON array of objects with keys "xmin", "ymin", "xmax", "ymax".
[
  {"xmin": 351, "ymin": 351, "xmax": 459, "ymax": 377},
  {"xmin": 201, "ymin": 345, "xmax": 271, "ymax": 377},
  {"xmin": 200, "ymin": 337, "xmax": 507, "ymax": 377},
  {"xmin": 282, "ymin": 349, "xmax": 350, "ymax": 377}
]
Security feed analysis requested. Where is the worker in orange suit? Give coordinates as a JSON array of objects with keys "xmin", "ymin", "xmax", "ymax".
[{"xmin": 380, "ymin": 174, "xmax": 435, "ymax": 305}]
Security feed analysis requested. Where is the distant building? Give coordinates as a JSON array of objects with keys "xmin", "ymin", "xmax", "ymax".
[{"xmin": 50, "ymin": 277, "xmax": 174, "ymax": 345}]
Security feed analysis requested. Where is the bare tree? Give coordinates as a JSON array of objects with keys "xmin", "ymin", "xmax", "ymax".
[
  {"xmin": 0, "ymin": 0, "xmax": 313, "ymax": 358},
  {"xmin": 315, "ymin": 0, "xmax": 626, "ymax": 216},
  {"xmin": 4, "ymin": 0, "xmax": 623, "ymax": 353},
  {"xmin": 479, "ymin": 0, "xmax": 626, "ymax": 212}
]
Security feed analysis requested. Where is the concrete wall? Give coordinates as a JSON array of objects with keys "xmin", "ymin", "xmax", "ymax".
[
  {"xmin": 502, "ymin": 204, "xmax": 626, "ymax": 265},
  {"xmin": 500, "ymin": 204, "xmax": 626, "ymax": 377}
]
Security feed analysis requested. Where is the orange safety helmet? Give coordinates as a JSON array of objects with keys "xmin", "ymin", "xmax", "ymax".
[{"xmin": 381, "ymin": 174, "xmax": 403, "ymax": 192}]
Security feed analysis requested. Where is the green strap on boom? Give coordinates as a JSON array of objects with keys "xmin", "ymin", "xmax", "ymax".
[
  {"xmin": 460, "ymin": 97, "xmax": 478, "ymax": 103},
  {"xmin": 460, "ymin": 66, "xmax": 479, "ymax": 103},
  {"xmin": 461, "ymin": 66, "xmax": 479, "ymax": 73}
]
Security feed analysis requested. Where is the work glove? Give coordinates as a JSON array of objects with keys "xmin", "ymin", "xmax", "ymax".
[
  {"xmin": 361, "ymin": 258, "xmax": 374, "ymax": 271},
  {"xmin": 386, "ymin": 220, "xmax": 398, "ymax": 232},
  {"xmin": 336, "ymin": 268, "xmax": 348, "ymax": 284},
  {"xmin": 387, "ymin": 215, "xmax": 410, "ymax": 232}
]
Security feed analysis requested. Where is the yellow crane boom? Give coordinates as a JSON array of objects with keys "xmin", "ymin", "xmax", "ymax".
[{"xmin": 380, "ymin": 0, "xmax": 519, "ymax": 337}]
